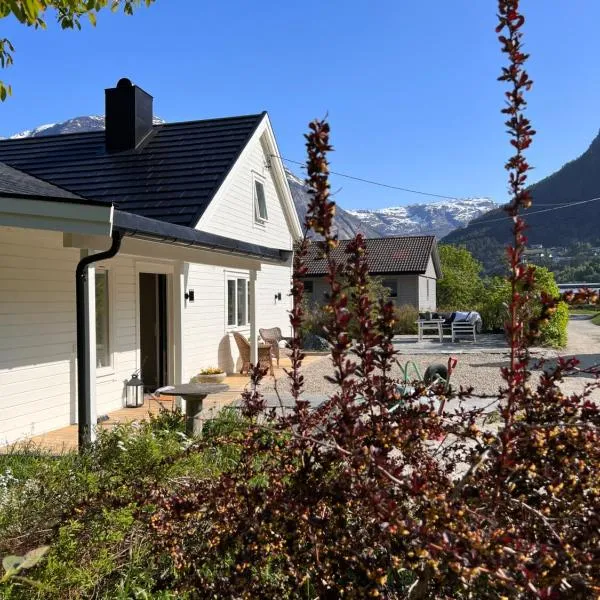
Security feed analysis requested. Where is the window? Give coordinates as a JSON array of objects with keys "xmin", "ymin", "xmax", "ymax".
[
  {"xmin": 303, "ymin": 280, "xmax": 314, "ymax": 295},
  {"xmin": 227, "ymin": 277, "xmax": 249, "ymax": 327},
  {"xmin": 227, "ymin": 280, "xmax": 236, "ymax": 326},
  {"xmin": 237, "ymin": 279, "xmax": 247, "ymax": 325},
  {"xmin": 382, "ymin": 278, "xmax": 398, "ymax": 298},
  {"xmin": 254, "ymin": 179, "xmax": 268, "ymax": 222},
  {"xmin": 95, "ymin": 270, "xmax": 111, "ymax": 368}
]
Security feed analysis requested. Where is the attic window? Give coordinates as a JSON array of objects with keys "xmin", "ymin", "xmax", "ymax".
[{"xmin": 254, "ymin": 179, "xmax": 268, "ymax": 222}]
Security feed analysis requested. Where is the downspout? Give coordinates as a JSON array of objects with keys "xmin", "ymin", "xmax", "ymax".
[{"xmin": 76, "ymin": 231, "xmax": 123, "ymax": 449}]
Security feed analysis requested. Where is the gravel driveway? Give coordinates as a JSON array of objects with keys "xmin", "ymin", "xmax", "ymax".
[{"xmin": 264, "ymin": 318, "xmax": 600, "ymax": 402}]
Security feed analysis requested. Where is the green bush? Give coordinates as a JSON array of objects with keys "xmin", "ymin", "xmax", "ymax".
[
  {"xmin": 477, "ymin": 276, "xmax": 511, "ymax": 332},
  {"xmin": 476, "ymin": 268, "xmax": 568, "ymax": 347},
  {"xmin": 539, "ymin": 300, "xmax": 569, "ymax": 348},
  {"xmin": 0, "ymin": 410, "xmax": 245, "ymax": 599},
  {"xmin": 300, "ymin": 275, "xmax": 390, "ymax": 342},
  {"xmin": 393, "ymin": 304, "xmax": 418, "ymax": 334},
  {"xmin": 437, "ymin": 244, "xmax": 485, "ymax": 310}
]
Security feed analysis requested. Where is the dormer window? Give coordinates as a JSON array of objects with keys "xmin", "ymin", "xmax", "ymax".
[{"xmin": 254, "ymin": 178, "xmax": 268, "ymax": 222}]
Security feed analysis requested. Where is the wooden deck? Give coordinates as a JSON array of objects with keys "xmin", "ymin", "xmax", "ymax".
[{"xmin": 20, "ymin": 353, "xmax": 326, "ymax": 452}]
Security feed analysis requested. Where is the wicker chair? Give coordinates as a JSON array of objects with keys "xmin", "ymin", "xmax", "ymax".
[
  {"xmin": 259, "ymin": 327, "xmax": 291, "ymax": 366},
  {"xmin": 232, "ymin": 331, "xmax": 274, "ymax": 375}
]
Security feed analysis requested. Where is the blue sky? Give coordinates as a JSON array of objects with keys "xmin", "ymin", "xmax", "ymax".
[{"xmin": 1, "ymin": 1, "xmax": 599, "ymax": 210}]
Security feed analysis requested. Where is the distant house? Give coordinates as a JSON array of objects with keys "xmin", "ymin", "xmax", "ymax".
[
  {"xmin": 0, "ymin": 78, "xmax": 301, "ymax": 445},
  {"xmin": 302, "ymin": 236, "xmax": 441, "ymax": 311}
]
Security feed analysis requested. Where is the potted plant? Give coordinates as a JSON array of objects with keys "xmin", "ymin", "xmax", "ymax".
[{"xmin": 190, "ymin": 367, "xmax": 226, "ymax": 384}]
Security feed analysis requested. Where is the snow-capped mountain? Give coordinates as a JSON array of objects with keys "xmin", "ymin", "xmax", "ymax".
[
  {"xmin": 8, "ymin": 115, "xmax": 165, "ymax": 139},
  {"xmin": 286, "ymin": 168, "xmax": 382, "ymax": 239},
  {"xmin": 347, "ymin": 198, "xmax": 497, "ymax": 239},
  {"xmin": 5, "ymin": 116, "xmax": 496, "ymax": 239}
]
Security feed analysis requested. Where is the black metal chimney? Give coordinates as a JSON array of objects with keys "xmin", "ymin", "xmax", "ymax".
[{"xmin": 105, "ymin": 78, "xmax": 154, "ymax": 153}]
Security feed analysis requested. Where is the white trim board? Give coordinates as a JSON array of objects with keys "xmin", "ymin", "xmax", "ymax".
[{"xmin": 0, "ymin": 197, "xmax": 113, "ymax": 237}]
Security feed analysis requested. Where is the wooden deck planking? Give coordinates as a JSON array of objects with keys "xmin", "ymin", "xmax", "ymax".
[{"xmin": 14, "ymin": 353, "xmax": 326, "ymax": 452}]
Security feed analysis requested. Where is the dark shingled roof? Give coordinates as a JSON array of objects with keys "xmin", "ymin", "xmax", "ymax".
[
  {"xmin": 0, "ymin": 113, "xmax": 265, "ymax": 227},
  {"xmin": 113, "ymin": 210, "xmax": 291, "ymax": 262},
  {"xmin": 303, "ymin": 236, "xmax": 439, "ymax": 276},
  {"xmin": 0, "ymin": 161, "xmax": 102, "ymax": 204}
]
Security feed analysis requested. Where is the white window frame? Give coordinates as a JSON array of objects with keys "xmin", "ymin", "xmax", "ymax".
[
  {"xmin": 95, "ymin": 267, "xmax": 115, "ymax": 377},
  {"xmin": 225, "ymin": 272, "xmax": 250, "ymax": 330},
  {"xmin": 252, "ymin": 173, "xmax": 268, "ymax": 224}
]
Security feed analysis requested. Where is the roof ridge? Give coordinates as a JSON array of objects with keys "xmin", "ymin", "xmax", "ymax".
[
  {"xmin": 0, "ymin": 112, "xmax": 267, "ymax": 144},
  {"xmin": 0, "ymin": 111, "xmax": 268, "ymax": 228},
  {"xmin": 159, "ymin": 112, "xmax": 266, "ymax": 128}
]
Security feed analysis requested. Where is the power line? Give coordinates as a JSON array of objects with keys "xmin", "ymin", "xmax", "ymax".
[
  {"xmin": 273, "ymin": 155, "xmax": 466, "ymax": 201},
  {"xmin": 470, "ymin": 195, "xmax": 600, "ymax": 226},
  {"xmin": 274, "ymin": 154, "xmax": 600, "ymax": 220}
]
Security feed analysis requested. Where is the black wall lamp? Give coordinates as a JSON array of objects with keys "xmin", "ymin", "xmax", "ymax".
[
  {"xmin": 274, "ymin": 292, "xmax": 281, "ymax": 301},
  {"xmin": 185, "ymin": 290, "xmax": 195, "ymax": 302}
]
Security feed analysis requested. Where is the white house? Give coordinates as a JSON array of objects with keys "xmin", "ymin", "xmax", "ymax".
[
  {"xmin": 0, "ymin": 78, "xmax": 301, "ymax": 446},
  {"xmin": 302, "ymin": 236, "xmax": 441, "ymax": 311}
]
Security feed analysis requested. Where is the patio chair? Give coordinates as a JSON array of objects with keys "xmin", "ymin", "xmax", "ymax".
[
  {"xmin": 259, "ymin": 327, "xmax": 291, "ymax": 366},
  {"xmin": 232, "ymin": 331, "xmax": 274, "ymax": 375}
]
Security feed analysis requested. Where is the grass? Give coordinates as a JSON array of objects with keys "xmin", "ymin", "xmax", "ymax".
[
  {"xmin": 569, "ymin": 306, "xmax": 600, "ymax": 325},
  {"xmin": 570, "ymin": 307, "xmax": 598, "ymax": 315}
]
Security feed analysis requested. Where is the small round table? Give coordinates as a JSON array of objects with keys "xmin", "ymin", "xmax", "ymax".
[{"xmin": 158, "ymin": 383, "xmax": 229, "ymax": 436}]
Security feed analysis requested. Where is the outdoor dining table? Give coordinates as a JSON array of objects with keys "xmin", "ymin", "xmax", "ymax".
[
  {"xmin": 158, "ymin": 383, "xmax": 229, "ymax": 436},
  {"xmin": 415, "ymin": 319, "xmax": 445, "ymax": 342}
]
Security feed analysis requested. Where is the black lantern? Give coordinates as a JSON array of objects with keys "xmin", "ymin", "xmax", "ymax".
[{"xmin": 125, "ymin": 373, "xmax": 144, "ymax": 408}]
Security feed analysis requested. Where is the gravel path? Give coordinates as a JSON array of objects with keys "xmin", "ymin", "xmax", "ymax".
[{"xmin": 263, "ymin": 318, "xmax": 600, "ymax": 402}]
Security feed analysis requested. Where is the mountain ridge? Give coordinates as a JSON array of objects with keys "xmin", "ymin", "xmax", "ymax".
[
  {"xmin": 4, "ymin": 116, "xmax": 497, "ymax": 240},
  {"xmin": 444, "ymin": 129, "xmax": 600, "ymax": 272}
]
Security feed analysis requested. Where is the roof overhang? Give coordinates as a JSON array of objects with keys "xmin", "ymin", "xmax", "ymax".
[
  {"xmin": 300, "ymin": 271, "xmax": 426, "ymax": 278},
  {"xmin": 112, "ymin": 210, "xmax": 291, "ymax": 263},
  {"xmin": 261, "ymin": 115, "xmax": 303, "ymax": 241},
  {"xmin": 0, "ymin": 195, "xmax": 113, "ymax": 236}
]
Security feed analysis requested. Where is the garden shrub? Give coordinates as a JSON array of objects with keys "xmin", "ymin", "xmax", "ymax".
[
  {"xmin": 539, "ymin": 299, "xmax": 569, "ymax": 347},
  {"xmin": 0, "ymin": 409, "xmax": 244, "ymax": 599},
  {"xmin": 477, "ymin": 275, "xmax": 511, "ymax": 332},
  {"xmin": 477, "ymin": 268, "xmax": 568, "ymax": 346},
  {"xmin": 1, "ymin": 7, "xmax": 598, "ymax": 597},
  {"xmin": 393, "ymin": 304, "xmax": 418, "ymax": 334},
  {"xmin": 437, "ymin": 244, "xmax": 485, "ymax": 310}
]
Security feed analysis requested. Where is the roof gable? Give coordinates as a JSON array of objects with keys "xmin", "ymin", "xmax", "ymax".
[
  {"xmin": 303, "ymin": 235, "xmax": 438, "ymax": 276},
  {"xmin": 196, "ymin": 114, "xmax": 302, "ymax": 246},
  {"xmin": 0, "ymin": 114, "xmax": 264, "ymax": 227}
]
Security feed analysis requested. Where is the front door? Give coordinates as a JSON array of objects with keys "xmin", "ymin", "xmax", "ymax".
[{"xmin": 139, "ymin": 273, "xmax": 168, "ymax": 392}]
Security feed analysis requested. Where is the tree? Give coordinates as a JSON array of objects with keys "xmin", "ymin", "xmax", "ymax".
[
  {"xmin": 437, "ymin": 243, "xmax": 484, "ymax": 309},
  {"xmin": 0, "ymin": 0, "xmax": 154, "ymax": 101}
]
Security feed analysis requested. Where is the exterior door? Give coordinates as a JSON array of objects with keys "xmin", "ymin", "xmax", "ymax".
[{"xmin": 139, "ymin": 273, "xmax": 168, "ymax": 392}]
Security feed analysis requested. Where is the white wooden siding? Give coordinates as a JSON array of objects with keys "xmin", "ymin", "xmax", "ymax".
[
  {"xmin": 0, "ymin": 227, "xmax": 140, "ymax": 444},
  {"xmin": 424, "ymin": 256, "xmax": 437, "ymax": 278},
  {"xmin": 196, "ymin": 132, "xmax": 292, "ymax": 250},
  {"xmin": 0, "ymin": 227, "xmax": 79, "ymax": 443},
  {"xmin": 255, "ymin": 263, "xmax": 293, "ymax": 339},
  {"xmin": 417, "ymin": 257, "xmax": 437, "ymax": 311},
  {"xmin": 181, "ymin": 260, "xmax": 293, "ymax": 378}
]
